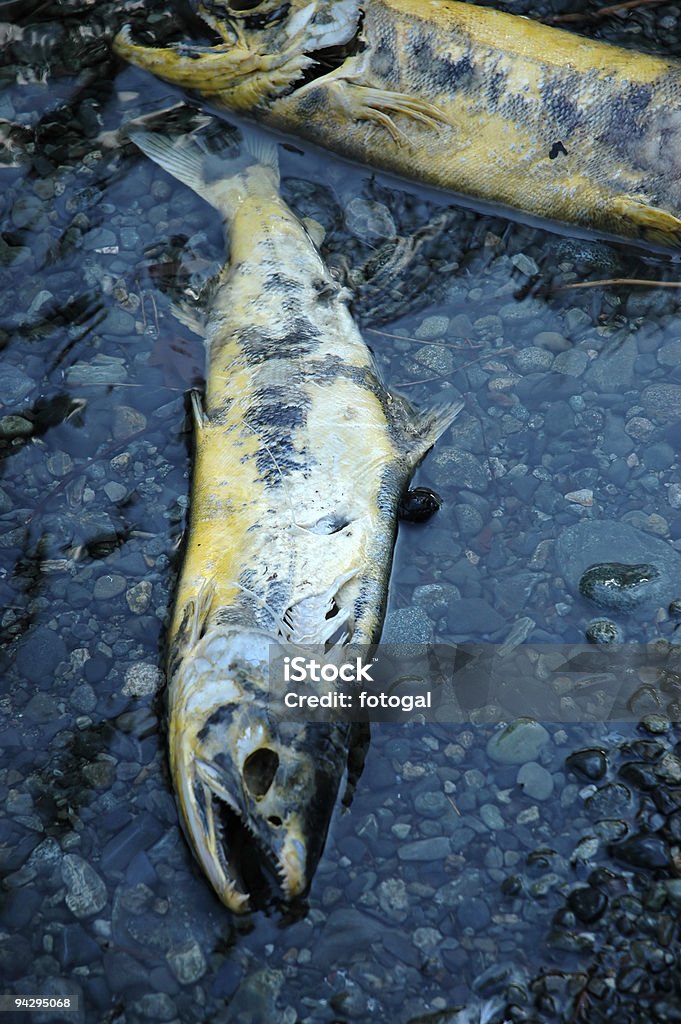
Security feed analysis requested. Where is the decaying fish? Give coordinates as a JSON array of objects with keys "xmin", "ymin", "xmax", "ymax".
[
  {"xmin": 114, "ymin": 0, "xmax": 681, "ymax": 246},
  {"xmin": 129, "ymin": 122, "xmax": 459, "ymax": 911}
]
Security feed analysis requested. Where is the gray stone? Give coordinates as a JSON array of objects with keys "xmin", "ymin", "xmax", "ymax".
[
  {"xmin": 0, "ymin": 365, "xmax": 33, "ymax": 405},
  {"xmin": 517, "ymin": 761, "xmax": 554, "ymax": 800},
  {"xmin": 486, "ymin": 719, "xmax": 550, "ymax": 765},
  {"xmin": 555, "ymin": 520, "xmax": 681, "ymax": 609},
  {"xmin": 397, "ymin": 837, "xmax": 451, "ymax": 861},
  {"xmin": 514, "ymin": 347, "xmax": 554, "ymax": 373},
  {"xmin": 415, "ymin": 314, "xmax": 450, "ymax": 340},
  {"xmin": 641, "ymin": 383, "xmax": 681, "ymax": 422},
  {"xmin": 166, "ymin": 938, "xmax": 207, "ymax": 984},
  {"xmin": 553, "ymin": 349, "xmax": 588, "ymax": 377},
  {"xmin": 93, "ymin": 573, "xmax": 127, "ymax": 600},
  {"xmin": 381, "ymin": 607, "xmax": 433, "ymax": 646},
  {"xmin": 66, "ymin": 357, "xmax": 127, "ymax": 386},
  {"xmin": 61, "ymin": 854, "xmax": 107, "ymax": 918},
  {"xmin": 0, "ymin": 415, "xmax": 33, "ymax": 438},
  {"xmin": 446, "ymin": 598, "xmax": 506, "ymax": 637},
  {"xmin": 479, "ymin": 803, "xmax": 505, "ymax": 830},
  {"xmin": 432, "ymin": 446, "xmax": 489, "ymax": 493},
  {"xmin": 122, "ymin": 663, "xmax": 164, "ymax": 697},
  {"xmin": 586, "ymin": 335, "xmax": 637, "ymax": 390},
  {"xmin": 16, "ymin": 627, "xmax": 67, "ymax": 684}
]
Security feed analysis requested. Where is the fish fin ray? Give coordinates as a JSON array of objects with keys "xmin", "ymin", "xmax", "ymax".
[
  {"xmin": 239, "ymin": 127, "xmax": 280, "ymax": 181},
  {"xmin": 189, "ymin": 577, "xmax": 215, "ymax": 647},
  {"xmin": 408, "ymin": 399, "xmax": 464, "ymax": 463},
  {"xmin": 190, "ymin": 389, "xmax": 206, "ymax": 430},
  {"xmin": 171, "ymin": 301, "xmax": 205, "ymax": 336},
  {"xmin": 610, "ymin": 195, "xmax": 681, "ymax": 246},
  {"xmin": 322, "ymin": 80, "xmax": 448, "ymax": 145}
]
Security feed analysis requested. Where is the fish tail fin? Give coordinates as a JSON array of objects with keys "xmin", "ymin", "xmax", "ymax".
[
  {"xmin": 409, "ymin": 398, "xmax": 464, "ymax": 463},
  {"xmin": 128, "ymin": 126, "xmax": 279, "ymax": 219}
]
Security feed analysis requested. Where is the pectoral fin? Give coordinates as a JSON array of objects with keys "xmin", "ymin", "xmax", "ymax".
[
  {"xmin": 317, "ymin": 79, "xmax": 448, "ymax": 146},
  {"xmin": 610, "ymin": 195, "xmax": 681, "ymax": 246},
  {"xmin": 409, "ymin": 399, "xmax": 464, "ymax": 464}
]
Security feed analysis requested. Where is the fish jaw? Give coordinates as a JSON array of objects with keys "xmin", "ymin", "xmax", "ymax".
[
  {"xmin": 113, "ymin": 2, "xmax": 361, "ymax": 110},
  {"xmin": 168, "ymin": 627, "xmax": 347, "ymax": 911}
]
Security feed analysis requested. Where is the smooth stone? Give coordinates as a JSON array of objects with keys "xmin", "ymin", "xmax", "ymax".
[
  {"xmin": 397, "ymin": 837, "xmax": 451, "ymax": 861},
  {"xmin": 586, "ymin": 335, "xmax": 637, "ymax": 390},
  {"xmin": 555, "ymin": 520, "xmax": 681, "ymax": 609},
  {"xmin": 579, "ymin": 562, "xmax": 661, "ymax": 611},
  {"xmin": 517, "ymin": 761, "xmax": 554, "ymax": 800},
  {"xmin": 610, "ymin": 834, "xmax": 670, "ymax": 870},
  {"xmin": 446, "ymin": 598, "xmax": 506, "ymax": 637},
  {"xmin": 431, "ymin": 446, "xmax": 489, "ymax": 493},
  {"xmin": 585, "ymin": 618, "xmax": 623, "ymax": 644},
  {"xmin": 565, "ymin": 749, "xmax": 608, "ymax": 781},
  {"xmin": 487, "ymin": 719, "xmax": 550, "ymax": 765},
  {"xmin": 642, "ymin": 383, "xmax": 681, "ymax": 421},
  {"xmin": 93, "ymin": 573, "xmax": 127, "ymax": 600},
  {"xmin": 0, "ymin": 365, "xmax": 34, "ymax": 405},
  {"xmin": 16, "ymin": 627, "xmax": 67, "ymax": 684},
  {"xmin": 567, "ymin": 885, "xmax": 608, "ymax": 924}
]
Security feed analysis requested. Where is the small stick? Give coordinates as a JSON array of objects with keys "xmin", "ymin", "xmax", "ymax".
[
  {"xmin": 548, "ymin": 276, "xmax": 681, "ymax": 293},
  {"xmin": 546, "ymin": 0, "xmax": 665, "ymax": 23}
]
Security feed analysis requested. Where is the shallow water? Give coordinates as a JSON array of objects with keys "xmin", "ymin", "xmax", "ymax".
[{"xmin": 2, "ymin": 1, "xmax": 681, "ymax": 1022}]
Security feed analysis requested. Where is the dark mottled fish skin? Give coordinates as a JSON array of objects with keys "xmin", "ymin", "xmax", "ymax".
[
  {"xmin": 114, "ymin": 0, "xmax": 681, "ymax": 245},
  {"xmin": 128, "ymin": 124, "xmax": 459, "ymax": 911}
]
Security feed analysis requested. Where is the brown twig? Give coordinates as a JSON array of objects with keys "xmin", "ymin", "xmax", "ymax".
[
  {"xmin": 366, "ymin": 326, "xmax": 483, "ymax": 351},
  {"xmin": 548, "ymin": 276, "xmax": 681, "ymax": 292},
  {"xmin": 546, "ymin": 0, "xmax": 665, "ymax": 23}
]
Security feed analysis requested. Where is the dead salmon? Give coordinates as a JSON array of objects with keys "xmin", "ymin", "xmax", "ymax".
[
  {"xmin": 128, "ymin": 121, "xmax": 459, "ymax": 911},
  {"xmin": 114, "ymin": 0, "xmax": 681, "ymax": 247}
]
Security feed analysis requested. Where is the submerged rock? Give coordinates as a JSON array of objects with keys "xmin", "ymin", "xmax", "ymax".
[{"xmin": 579, "ymin": 562, "xmax": 661, "ymax": 611}]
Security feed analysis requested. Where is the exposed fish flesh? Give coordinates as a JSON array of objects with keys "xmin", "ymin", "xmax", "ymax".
[
  {"xmin": 129, "ymin": 120, "xmax": 459, "ymax": 911},
  {"xmin": 115, "ymin": 0, "xmax": 681, "ymax": 246}
]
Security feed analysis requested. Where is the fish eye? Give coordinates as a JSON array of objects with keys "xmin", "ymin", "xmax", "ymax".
[{"xmin": 243, "ymin": 747, "xmax": 279, "ymax": 798}]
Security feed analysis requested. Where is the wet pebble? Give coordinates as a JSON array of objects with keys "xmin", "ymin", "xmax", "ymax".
[
  {"xmin": 641, "ymin": 382, "xmax": 681, "ymax": 421},
  {"xmin": 166, "ymin": 938, "xmax": 207, "ymax": 984},
  {"xmin": 16, "ymin": 626, "xmax": 67, "ymax": 684},
  {"xmin": 517, "ymin": 762, "xmax": 554, "ymax": 800},
  {"xmin": 0, "ymin": 414, "xmax": 33, "ymax": 438},
  {"xmin": 397, "ymin": 837, "xmax": 451, "ymax": 861},
  {"xmin": 566, "ymin": 885, "xmax": 608, "ymax": 924},
  {"xmin": 579, "ymin": 562, "xmax": 661, "ymax": 611},
  {"xmin": 457, "ymin": 897, "xmax": 491, "ymax": 931},
  {"xmin": 61, "ymin": 854, "xmax": 107, "ymax": 918},
  {"xmin": 414, "ymin": 314, "xmax": 449, "ymax": 340},
  {"xmin": 93, "ymin": 573, "xmax": 127, "ymax": 600},
  {"xmin": 0, "ymin": 364, "xmax": 34, "ymax": 406},
  {"xmin": 344, "ymin": 198, "xmax": 395, "ymax": 242},
  {"xmin": 486, "ymin": 719, "xmax": 550, "ymax": 765},
  {"xmin": 585, "ymin": 618, "xmax": 623, "ymax": 644},
  {"xmin": 610, "ymin": 834, "xmax": 671, "ymax": 870},
  {"xmin": 122, "ymin": 662, "xmax": 164, "ymax": 697}
]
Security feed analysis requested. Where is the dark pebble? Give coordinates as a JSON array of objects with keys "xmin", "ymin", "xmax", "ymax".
[
  {"xmin": 125, "ymin": 851, "xmax": 157, "ymax": 887},
  {"xmin": 566, "ymin": 748, "xmax": 608, "ymax": 781},
  {"xmin": 579, "ymin": 562, "xmax": 661, "ymax": 611},
  {"xmin": 84, "ymin": 653, "xmax": 111, "ymax": 683},
  {"xmin": 398, "ymin": 487, "xmax": 442, "ymax": 522},
  {"xmin": 618, "ymin": 762, "xmax": 658, "ymax": 790},
  {"xmin": 666, "ymin": 809, "xmax": 681, "ymax": 841},
  {"xmin": 457, "ymin": 897, "xmax": 490, "ymax": 930},
  {"xmin": 566, "ymin": 885, "xmax": 608, "ymax": 923},
  {"xmin": 0, "ymin": 886, "xmax": 41, "ymax": 929},
  {"xmin": 446, "ymin": 597, "xmax": 506, "ymax": 636},
  {"xmin": 56, "ymin": 923, "xmax": 101, "ymax": 968},
  {"xmin": 15, "ymin": 626, "xmax": 67, "ymax": 684},
  {"xmin": 585, "ymin": 618, "xmax": 622, "ymax": 644},
  {"xmin": 210, "ymin": 961, "xmax": 242, "ymax": 1000},
  {"xmin": 101, "ymin": 813, "xmax": 165, "ymax": 872},
  {"xmin": 610, "ymin": 834, "xmax": 671, "ymax": 870},
  {"xmin": 586, "ymin": 782, "xmax": 633, "ymax": 817}
]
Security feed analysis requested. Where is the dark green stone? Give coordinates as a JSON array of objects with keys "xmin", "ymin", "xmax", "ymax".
[{"xmin": 579, "ymin": 562, "xmax": 661, "ymax": 611}]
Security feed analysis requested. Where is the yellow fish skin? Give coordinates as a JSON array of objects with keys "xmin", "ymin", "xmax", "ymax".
[
  {"xmin": 129, "ymin": 124, "xmax": 459, "ymax": 911},
  {"xmin": 114, "ymin": 0, "xmax": 681, "ymax": 246}
]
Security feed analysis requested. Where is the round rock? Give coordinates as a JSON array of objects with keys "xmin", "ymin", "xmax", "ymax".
[
  {"xmin": 517, "ymin": 761, "xmax": 554, "ymax": 800},
  {"xmin": 486, "ymin": 719, "xmax": 550, "ymax": 765}
]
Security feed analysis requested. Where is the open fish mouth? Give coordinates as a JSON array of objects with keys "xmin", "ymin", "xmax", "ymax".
[{"xmin": 191, "ymin": 756, "xmax": 307, "ymax": 912}]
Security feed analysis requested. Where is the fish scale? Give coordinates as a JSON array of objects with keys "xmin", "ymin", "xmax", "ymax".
[{"xmin": 115, "ymin": 0, "xmax": 681, "ymax": 245}]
